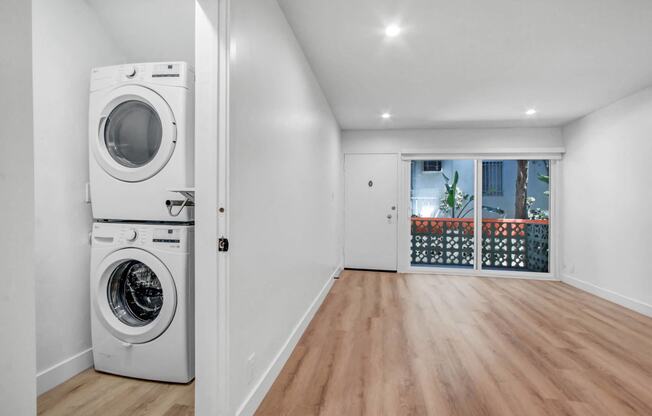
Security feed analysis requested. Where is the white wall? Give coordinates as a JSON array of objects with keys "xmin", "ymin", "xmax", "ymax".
[
  {"xmin": 32, "ymin": 0, "xmax": 125, "ymax": 394},
  {"xmin": 87, "ymin": 0, "xmax": 195, "ymax": 64},
  {"xmin": 228, "ymin": 0, "xmax": 343, "ymax": 413},
  {"xmin": 0, "ymin": 0, "xmax": 37, "ymax": 413},
  {"xmin": 561, "ymin": 87, "xmax": 652, "ymax": 317},
  {"xmin": 343, "ymin": 127, "xmax": 563, "ymax": 154}
]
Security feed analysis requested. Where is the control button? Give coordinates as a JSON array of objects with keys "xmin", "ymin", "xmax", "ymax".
[
  {"xmin": 125, "ymin": 65, "xmax": 136, "ymax": 78},
  {"xmin": 125, "ymin": 229, "xmax": 137, "ymax": 241}
]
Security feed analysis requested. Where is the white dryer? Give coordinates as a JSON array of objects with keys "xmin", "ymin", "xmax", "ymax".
[
  {"xmin": 89, "ymin": 62, "xmax": 194, "ymax": 222},
  {"xmin": 90, "ymin": 222, "xmax": 194, "ymax": 383}
]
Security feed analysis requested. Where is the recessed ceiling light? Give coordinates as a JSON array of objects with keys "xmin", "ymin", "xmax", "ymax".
[
  {"xmin": 385, "ymin": 24, "xmax": 401, "ymax": 37},
  {"xmin": 381, "ymin": 112, "xmax": 392, "ymax": 119},
  {"xmin": 525, "ymin": 108, "xmax": 537, "ymax": 116}
]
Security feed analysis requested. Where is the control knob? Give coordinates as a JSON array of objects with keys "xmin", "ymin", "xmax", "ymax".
[
  {"xmin": 124, "ymin": 229, "xmax": 137, "ymax": 241},
  {"xmin": 124, "ymin": 65, "xmax": 136, "ymax": 78}
]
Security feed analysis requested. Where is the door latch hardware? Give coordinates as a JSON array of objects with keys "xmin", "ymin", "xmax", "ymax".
[{"xmin": 218, "ymin": 237, "xmax": 229, "ymax": 252}]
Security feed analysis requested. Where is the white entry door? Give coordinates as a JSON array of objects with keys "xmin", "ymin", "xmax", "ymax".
[{"xmin": 345, "ymin": 154, "xmax": 398, "ymax": 271}]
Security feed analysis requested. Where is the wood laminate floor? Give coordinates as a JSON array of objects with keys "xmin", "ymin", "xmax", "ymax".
[
  {"xmin": 37, "ymin": 271, "xmax": 652, "ymax": 416},
  {"xmin": 37, "ymin": 370, "xmax": 194, "ymax": 416},
  {"xmin": 256, "ymin": 270, "xmax": 652, "ymax": 416}
]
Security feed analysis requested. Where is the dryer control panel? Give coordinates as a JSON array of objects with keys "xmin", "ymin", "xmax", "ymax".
[
  {"xmin": 152, "ymin": 63, "xmax": 182, "ymax": 78},
  {"xmin": 90, "ymin": 62, "xmax": 194, "ymax": 92}
]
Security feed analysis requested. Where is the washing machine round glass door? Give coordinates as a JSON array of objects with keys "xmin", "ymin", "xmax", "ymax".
[
  {"xmin": 95, "ymin": 248, "xmax": 177, "ymax": 344},
  {"xmin": 92, "ymin": 85, "xmax": 177, "ymax": 183}
]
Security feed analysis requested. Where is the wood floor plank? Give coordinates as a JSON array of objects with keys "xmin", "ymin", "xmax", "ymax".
[
  {"xmin": 37, "ymin": 370, "xmax": 194, "ymax": 416},
  {"xmin": 256, "ymin": 271, "xmax": 652, "ymax": 416}
]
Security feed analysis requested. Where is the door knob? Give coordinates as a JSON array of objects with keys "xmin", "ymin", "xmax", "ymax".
[{"xmin": 387, "ymin": 214, "xmax": 392, "ymax": 219}]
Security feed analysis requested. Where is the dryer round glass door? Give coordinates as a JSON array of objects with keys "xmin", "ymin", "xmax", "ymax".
[
  {"xmin": 107, "ymin": 260, "xmax": 164, "ymax": 327},
  {"xmin": 104, "ymin": 101, "xmax": 163, "ymax": 168},
  {"xmin": 92, "ymin": 85, "xmax": 177, "ymax": 183},
  {"xmin": 94, "ymin": 248, "xmax": 177, "ymax": 344}
]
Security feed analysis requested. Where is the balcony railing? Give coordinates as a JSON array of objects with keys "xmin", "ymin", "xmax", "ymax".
[{"xmin": 411, "ymin": 217, "xmax": 549, "ymax": 272}]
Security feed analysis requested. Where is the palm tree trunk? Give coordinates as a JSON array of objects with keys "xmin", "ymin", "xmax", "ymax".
[{"xmin": 514, "ymin": 160, "xmax": 528, "ymax": 219}]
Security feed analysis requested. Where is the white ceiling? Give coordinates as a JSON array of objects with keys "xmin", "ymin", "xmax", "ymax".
[
  {"xmin": 278, "ymin": 0, "xmax": 652, "ymax": 130},
  {"xmin": 86, "ymin": 0, "xmax": 194, "ymax": 64}
]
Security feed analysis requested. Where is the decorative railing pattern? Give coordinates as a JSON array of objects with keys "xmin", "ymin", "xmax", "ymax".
[
  {"xmin": 412, "ymin": 218, "xmax": 475, "ymax": 267},
  {"xmin": 411, "ymin": 217, "xmax": 549, "ymax": 272}
]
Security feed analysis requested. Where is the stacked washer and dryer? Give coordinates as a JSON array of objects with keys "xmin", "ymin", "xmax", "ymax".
[{"xmin": 88, "ymin": 62, "xmax": 195, "ymax": 383}]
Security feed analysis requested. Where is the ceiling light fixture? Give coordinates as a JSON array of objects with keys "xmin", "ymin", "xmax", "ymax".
[
  {"xmin": 385, "ymin": 24, "xmax": 401, "ymax": 37},
  {"xmin": 525, "ymin": 108, "xmax": 537, "ymax": 116},
  {"xmin": 381, "ymin": 112, "xmax": 392, "ymax": 119}
]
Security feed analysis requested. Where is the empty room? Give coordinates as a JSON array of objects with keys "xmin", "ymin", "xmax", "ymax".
[{"xmin": 1, "ymin": 0, "xmax": 651, "ymax": 415}]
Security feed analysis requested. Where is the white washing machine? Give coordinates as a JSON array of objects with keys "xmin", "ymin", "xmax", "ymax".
[
  {"xmin": 90, "ymin": 222, "xmax": 194, "ymax": 383},
  {"xmin": 89, "ymin": 62, "xmax": 194, "ymax": 222}
]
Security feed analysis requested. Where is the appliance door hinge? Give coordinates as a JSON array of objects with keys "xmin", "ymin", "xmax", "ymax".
[{"xmin": 218, "ymin": 237, "xmax": 229, "ymax": 252}]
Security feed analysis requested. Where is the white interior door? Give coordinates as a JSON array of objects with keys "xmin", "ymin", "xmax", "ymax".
[{"xmin": 345, "ymin": 154, "xmax": 398, "ymax": 271}]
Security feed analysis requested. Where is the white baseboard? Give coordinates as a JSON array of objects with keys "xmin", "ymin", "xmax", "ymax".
[
  {"xmin": 333, "ymin": 263, "xmax": 344, "ymax": 279},
  {"xmin": 37, "ymin": 348, "xmax": 94, "ymax": 395},
  {"xmin": 561, "ymin": 273, "xmax": 652, "ymax": 318},
  {"xmin": 236, "ymin": 273, "xmax": 336, "ymax": 416}
]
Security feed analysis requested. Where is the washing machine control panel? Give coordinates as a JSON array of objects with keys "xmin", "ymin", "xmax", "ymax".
[
  {"xmin": 152, "ymin": 228, "xmax": 182, "ymax": 245},
  {"xmin": 114, "ymin": 227, "xmax": 149, "ymax": 246},
  {"xmin": 93, "ymin": 223, "xmax": 191, "ymax": 252}
]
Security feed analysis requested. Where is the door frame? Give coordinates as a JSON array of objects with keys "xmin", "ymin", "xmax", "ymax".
[
  {"xmin": 344, "ymin": 152, "xmax": 400, "ymax": 271},
  {"xmin": 398, "ymin": 151, "xmax": 561, "ymax": 280},
  {"xmin": 194, "ymin": 0, "xmax": 231, "ymax": 414}
]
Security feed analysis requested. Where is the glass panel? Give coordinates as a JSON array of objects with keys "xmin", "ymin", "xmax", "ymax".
[
  {"xmin": 105, "ymin": 100, "xmax": 162, "ymax": 168},
  {"xmin": 481, "ymin": 160, "xmax": 550, "ymax": 272},
  {"xmin": 107, "ymin": 260, "xmax": 164, "ymax": 327},
  {"xmin": 410, "ymin": 160, "xmax": 475, "ymax": 269}
]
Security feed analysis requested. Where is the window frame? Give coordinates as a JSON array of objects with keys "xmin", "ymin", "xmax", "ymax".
[{"xmin": 398, "ymin": 152, "xmax": 559, "ymax": 280}]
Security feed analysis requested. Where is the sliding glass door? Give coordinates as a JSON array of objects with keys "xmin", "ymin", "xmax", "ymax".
[
  {"xmin": 409, "ymin": 158, "xmax": 551, "ymax": 275},
  {"xmin": 481, "ymin": 160, "xmax": 550, "ymax": 273}
]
